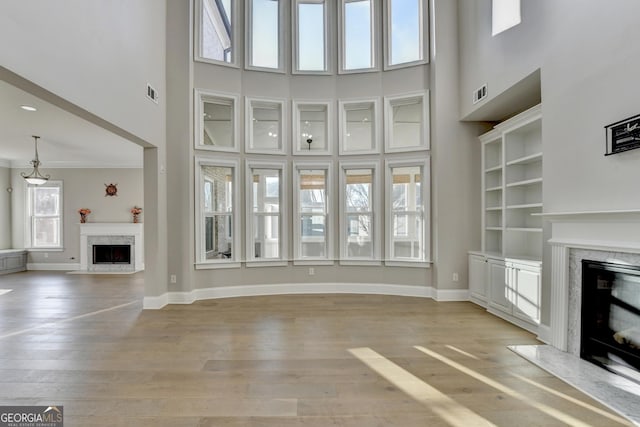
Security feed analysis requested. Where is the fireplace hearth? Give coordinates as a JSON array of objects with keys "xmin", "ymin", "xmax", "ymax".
[{"xmin": 581, "ymin": 259, "xmax": 640, "ymax": 383}]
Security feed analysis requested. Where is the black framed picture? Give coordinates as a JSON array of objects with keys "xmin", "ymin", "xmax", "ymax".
[{"xmin": 605, "ymin": 113, "xmax": 640, "ymax": 155}]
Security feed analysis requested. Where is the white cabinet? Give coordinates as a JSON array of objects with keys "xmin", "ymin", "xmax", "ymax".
[
  {"xmin": 468, "ymin": 253, "xmax": 488, "ymax": 304},
  {"xmin": 488, "ymin": 258, "xmax": 510, "ymax": 313},
  {"xmin": 511, "ymin": 262, "xmax": 541, "ymax": 324}
]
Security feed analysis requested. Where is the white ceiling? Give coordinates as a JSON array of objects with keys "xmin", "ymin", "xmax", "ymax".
[{"xmin": 0, "ymin": 80, "xmax": 143, "ymax": 169}]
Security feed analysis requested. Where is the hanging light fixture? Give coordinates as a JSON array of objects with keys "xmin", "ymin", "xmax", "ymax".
[{"xmin": 21, "ymin": 135, "xmax": 50, "ymax": 185}]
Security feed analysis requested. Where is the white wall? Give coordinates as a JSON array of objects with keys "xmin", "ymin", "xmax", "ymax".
[
  {"xmin": 0, "ymin": 166, "xmax": 10, "ymax": 249},
  {"xmin": 11, "ymin": 168, "xmax": 143, "ymax": 266}
]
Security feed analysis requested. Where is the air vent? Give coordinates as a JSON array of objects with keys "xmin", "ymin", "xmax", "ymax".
[
  {"xmin": 472, "ymin": 84, "xmax": 488, "ymax": 104},
  {"xmin": 146, "ymin": 83, "xmax": 159, "ymax": 104}
]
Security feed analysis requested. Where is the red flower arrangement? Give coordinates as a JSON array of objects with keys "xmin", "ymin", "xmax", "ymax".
[{"xmin": 78, "ymin": 208, "xmax": 91, "ymax": 223}]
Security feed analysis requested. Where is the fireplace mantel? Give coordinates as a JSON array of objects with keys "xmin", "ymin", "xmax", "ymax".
[
  {"xmin": 79, "ymin": 223, "xmax": 144, "ymax": 272},
  {"xmin": 547, "ymin": 210, "xmax": 640, "ymax": 352}
]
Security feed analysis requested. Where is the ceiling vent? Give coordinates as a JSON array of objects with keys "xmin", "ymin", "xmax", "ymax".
[
  {"xmin": 472, "ymin": 84, "xmax": 488, "ymax": 104},
  {"xmin": 146, "ymin": 83, "xmax": 159, "ymax": 104}
]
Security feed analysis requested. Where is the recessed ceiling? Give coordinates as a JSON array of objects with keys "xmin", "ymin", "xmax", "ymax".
[{"xmin": 0, "ymin": 80, "xmax": 143, "ymax": 169}]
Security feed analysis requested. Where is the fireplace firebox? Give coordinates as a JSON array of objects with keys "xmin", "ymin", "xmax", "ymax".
[
  {"xmin": 92, "ymin": 244, "xmax": 131, "ymax": 265},
  {"xmin": 581, "ymin": 259, "xmax": 640, "ymax": 383}
]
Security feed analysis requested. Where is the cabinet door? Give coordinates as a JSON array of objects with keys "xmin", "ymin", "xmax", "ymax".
[
  {"xmin": 468, "ymin": 255, "xmax": 487, "ymax": 302},
  {"xmin": 512, "ymin": 264, "xmax": 541, "ymax": 324},
  {"xmin": 488, "ymin": 259, "xmax": 511, "ymax": 313}
]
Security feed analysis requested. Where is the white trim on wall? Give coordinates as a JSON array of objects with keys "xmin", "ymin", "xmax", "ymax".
[{"xmin": 27, "ymin": 262, "xmax": 80, "ymax": 271}]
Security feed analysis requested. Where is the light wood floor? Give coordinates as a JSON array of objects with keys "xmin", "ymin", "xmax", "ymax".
[{"xmin": 0, "ymin": 272, "xmax": 633, "ymax": 427}]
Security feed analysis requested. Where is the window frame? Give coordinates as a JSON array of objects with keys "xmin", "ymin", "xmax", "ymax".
[
  {"xmin": 292, "ymin": 0, "xmax": 332, "ymax": 75},
  {"xmin": 245, "ymin": 160, "xmax": 288, "ymax": 266},
  {"xmin": 245, "ymin": 0, "xmax": 285, "ymax": 72},
  {"xmin": 194, "ymin": 89, "xmax": 240, "ymax": 153},
  {"xmin": 195, "ymin": 0, "xmax": 240, "ymax": 68},
  {"xmin": 25, "ymin": 180, "xmax": 63, "ymax": 250},
  {"xmin": 292, "ymin": 161, "xmax": 334, "ymax": 265},
  {"xmin": 384, "ymin": 91, "xmax": 430, "ymax": 153},
  {"xmin": 338, "ymin": 0, "xmax": 378, "ymax": 74},
  {"xmin": 292, "ymin": 100, "xmax": 333, "ymax": 155},
  {"xmin": 385, "ymin": 157, "xmax": 430, "ymax": 267},
  {"xmin": 245, "ymin": 96, "xmax": 287, "ymax": 155},
  {"xmin": 338, "ymin": 161, "xmax": 381, "ymax": 265},
  {"xmin": 383, "ymin": 0, "xmax": 429, "ymax": 70},
  {"xmin": 338, "ymin": 97, "xmax": 382, "ymax": 155},
  {"xmin": 195, "ymin": 156, "xmax": 241, "ymax": 269}
]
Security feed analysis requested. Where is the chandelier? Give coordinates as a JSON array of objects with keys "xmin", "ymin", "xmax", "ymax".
[{"xmin": 21, "ymin": 135, "xmax": 50, "ymax": 185}]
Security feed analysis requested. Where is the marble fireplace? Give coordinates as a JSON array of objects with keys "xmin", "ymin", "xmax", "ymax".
[{"xmin": 79, "ymin": 223, "xmax": 144, "ymax": 272}]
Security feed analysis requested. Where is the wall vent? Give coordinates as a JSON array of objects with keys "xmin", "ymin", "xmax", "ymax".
[
  {"xmin": 472, "ymin": 84, "xmax": 488, "ymax": 104},
  {"xmin": 146, "ymin": 83, "xmax": 159, "ymax": 104}
]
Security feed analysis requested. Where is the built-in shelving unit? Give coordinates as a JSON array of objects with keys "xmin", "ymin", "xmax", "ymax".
[{"xmin": 470, "ymin": 104, "xmax": 542, "ymax": 333}]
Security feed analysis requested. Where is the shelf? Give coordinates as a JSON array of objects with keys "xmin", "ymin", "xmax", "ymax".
[
  {"xmin": 486, "ymin": 207, "xmax": 503, "ymax": 211},
  {"xmin": 506, "ymin": 203, "xmax": 543, "ymax": 210},
  {"xmin": 506, "ymin": 152, "xmax": 543, "ymax": 166},
  {"xmin": 506, "ymin": 177, "xmax": 542, "ymax": 188},
  {"xmin": 486, "ymin": 186, "xmax": 502, "ymax": 192},
  {"xmin": 505, "ymin": 227, "xmax": 542, "ymax": 233},
  {"xmin": 485, "ymin": 165, "xmax": 503, "ymax": 173}
]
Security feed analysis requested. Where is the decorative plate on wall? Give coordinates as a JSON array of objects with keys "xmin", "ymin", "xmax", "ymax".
[{"xmin": 105, "ymin": 183, "xmax": 118, "ymax": 197}]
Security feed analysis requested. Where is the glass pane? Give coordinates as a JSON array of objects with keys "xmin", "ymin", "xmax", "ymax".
[
  {"xmin": 391, "ymin": 166, "xmax": 421, "ymax": 211},
  {"xmin": 33, "ymin": 217, "xmax": 60, "ymax": 247},
  {"xmin": 344, "ymin": 103, "xmax": 374, "ymax": 151},
  {"xmin": 345, "ymin": 169, "xmax": 372, "ymax": 212},
  {"xmin": 391, "ymin": 98, "xmax": 423, "ymax": 148},
  {"xmin": 253, "ymin": 214, "xmax": 280, "ymax": 259},
  {"xmin": 252, "ymin": 169, "xmax": 280, "ymax": 212},
  {"xmin": 299, "ymin": 170, "xmax": 326, "ymax": 212},
  {"xmin": 344, "ymin": 0, "xmax": 372, "ymax": 70},
  {"xmin": 33, "ymin": 187, "xmax": 60, "ymax": 216},
  {"xmin": 205, "ymin": 214, "xmax": 233, "ymax": 259},
  {"xmin": 390, "ymin": 0, "xmax": 421, "ymax": 65},
  {"xmin": 298, "ymin": 2, "xmax": 326, "ymax": 71},
  {"xmin": 251, "ymin": 0, "xmax": 279, "ymax": 68},
  {"xmin": 346, "ymin": 213, "xmax": 373, "ymax": 258},
  {"xmin": 251, "ymin": 102, "xmax": 282, "ymax": 151},
  {"xmin": 203, "ymin": 100, "xmax": 233, "ymax": 147},
  {"xmin": 392, "ymin": 212, "xmax": 423, "ymax": 259},
  {"xmin": 202, "ymin": 0, "xmax": 233, "ymax": 63},
  {"xmin": 300, "ymin": 215, "xmax": 326, "ymax": 257},
  {"xmin": 202, "ymin": 166, "xmax": 233, "ymax": 212},
  {"xmin": 299, "ymin": 105, "xmax": 328, "ymax": 151}
]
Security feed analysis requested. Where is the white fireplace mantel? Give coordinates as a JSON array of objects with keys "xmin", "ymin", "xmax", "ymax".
[
  {"xmin": 79, "ymin": 223, "xmax": 144, "ymax": 272},
  {"xmin": 547, "ymin": 210, "xmax": 640, "ymax": 352}
]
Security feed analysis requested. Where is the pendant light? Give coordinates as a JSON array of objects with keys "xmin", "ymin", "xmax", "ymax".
[{"xmin": 21, "ymin": 135, "xmax": 50, "ymax": 185}]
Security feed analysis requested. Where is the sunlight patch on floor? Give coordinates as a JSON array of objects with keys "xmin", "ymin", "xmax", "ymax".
[{"xmin": 0, "ymin": 289, "xmax": 12, "ymax": 296}]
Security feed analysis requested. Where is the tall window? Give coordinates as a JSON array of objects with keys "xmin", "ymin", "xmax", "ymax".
[
  {"xmin": 246, "ymin": 162, "xmax": 286, "ymax": 265},
  {"xmin": 247, "ymin": 0, "xmax": 282, "ymax": 70},
  {"xmin": 294, "ymin": 0, "xmax": 329, "ymax": 73},
  {"xmin": 340, "ymin": 0, "xmax": 375, "ymax": 72},
  {"xmin": 196, "ymin": 158, "xmax": 239, "ymax": 267},
  {"xmin": 199, "ymin": 0, "xmax": 235, "ymax": 64},
  {"xmin": 27, "ymin": 181, "xmax": 62, "ymax": 249},
  {"xmin": 339, "ymin": 163, "xmax": 380, "ymax": 263},
  {"xmin": 294, "ymin": 163, "xmax": 333, "ymax": 263},
  {"xmin": 195, "ymin": 89, "xmax": 239, "ymax": 152},
  {"xmin": 384, "ymin": 92, "xmax": 429, "ymax": 152},
  {"xmin": 386, "ymin": 159, "xmax": 430, "ymax": 264},
  {"xmin": 385, "ymin": 0, "xmax": 428, "ymax": 68}
]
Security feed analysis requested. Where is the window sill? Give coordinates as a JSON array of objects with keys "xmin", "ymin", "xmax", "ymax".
[
  {"xmin": 195, "ymin": 262, "xmax": 241, "ymax": 270},
  {"xmin": 384, "ymin": 260, "xmax": 431, "ymax": 268},
  {"xmin": 246, "ymin": 261, "xmax": 289, "ymax": 268},
  {"xmin": 194, "ymin": 56, "xmax": 240, "ymax": 69},
  {"xmin": 293, "ymin": 259, "xmax": 335, "ymax": 266},
  {"xmin": 27, "ymin": 248, "xmax": 64, "ymax": 252},
  {"xmin": 339, "ymin": 260, "xmax": 382, "ymax": 267}
]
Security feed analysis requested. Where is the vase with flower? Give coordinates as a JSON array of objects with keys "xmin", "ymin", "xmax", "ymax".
[
  {"xmin": 131, "ymin": 206, "xmax": 143, "ymax": 223},
  {"xmin": 78, "ymin": 208, "xmax": 91, "ymax": 223}
]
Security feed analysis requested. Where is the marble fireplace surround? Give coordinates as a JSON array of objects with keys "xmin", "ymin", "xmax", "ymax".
[{"xmin": 79, "ymin": 223, "xmax": 144, "ymax": 272}]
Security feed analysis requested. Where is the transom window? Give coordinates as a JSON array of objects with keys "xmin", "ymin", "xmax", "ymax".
[
  {"xmin": 385, "ymin": 0, "xmax": 428, "ymax": 68},
  {"xmin": 26, "ymin": 181, "xmax": 62, "ymax": 249},
  {"xmin": 294, "ymin": 0, "xmax": 329, "ymax": 73},
  {"xmin": 340, "ymin": 0, "xmax": 375, "ymax": 72},
  {"xmin": 247, "ymin": 0, "xmax": 283, "ymax": 70},
  {"xmin": 199, "ymin": 0, "xmax": 235, "ymax": 64}
]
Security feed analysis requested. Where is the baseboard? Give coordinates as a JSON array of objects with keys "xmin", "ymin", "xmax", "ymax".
[
  {"xmin": 27, "ymin": 263, "xmax": 80, "ymax": 271},
  {"xmin": 434, "ymin": 288, "xmax": 469, "ymax": 301},
  {"xmin": 536, "ymin": 323, "xmax": 551, "ymax": 344},
  {"xmin": 143, "ymin": 293, "xmax": 169, "ymax": 309}
]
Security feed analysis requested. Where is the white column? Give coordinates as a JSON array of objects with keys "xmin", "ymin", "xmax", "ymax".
[{"xmin": 550, "ymin": 244, "xmax": 569, "ymax": 351}]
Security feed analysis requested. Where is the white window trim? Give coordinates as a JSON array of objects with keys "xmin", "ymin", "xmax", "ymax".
[
  {"xmin": 245, "ymin": 0, "xmax": 285, "ymax": 73},
  {"xmin": 338, "ymin": 0, "xmax": 379, "ymax": 74},
  {"xmin": 338, "ymin": 160, "xmax": 381, "ymax": 265},
  {"xmin": 338, "ymin": 97, "xmax": 382, "ymax": 155},
  {"xmin": 292, "ymin": 100, "xmax": 334, "ymax": 156},
  {"xmin": 384, "ymin": 91, "xmax": 430, "ymax": 153},
  {"xmin": 292, "ymin": 0, "xmax": 332, "ymax": 75},
  {"xmin": 194, "ymin": 89, "xmax": 240, "ymax": 153},
  {"xmin": 194, "ymin": 0, "xmax": 240, "ymax": 68},
  {"xmin": 385, "ymin": 157, "xmax": 430, "ymax": 266},
  {"xmin": 195, "ymin": 155, "xmax": 241, "ymax": 269},
  {"xmin": 293, "ymin": 161, "xmax": 334, "ymax": 264},
  {"xmin": 245, "ymin": 160, "xmax": 288, "ymax": 266},
  {"xmin": 25, "ymin": 180, "xmax": 63, "ymax": 250},
  {"xmin": 245, "ymin": 97, "xmax": 287, "ymax": 155},
  {"xmin": 383, "ymin": 0, "xmax": 430, "ymax": 71}
]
